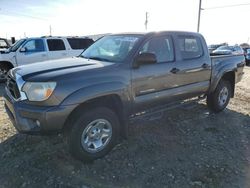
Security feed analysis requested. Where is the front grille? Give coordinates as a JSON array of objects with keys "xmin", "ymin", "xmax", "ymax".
[{"xmin": 6, "ymin": 74, "xmax": 21, "ymax": 99}]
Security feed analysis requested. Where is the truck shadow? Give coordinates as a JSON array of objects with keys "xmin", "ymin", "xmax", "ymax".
[{"xmin": 0, "ymin": 102, "xmax": 250, "ymax": 188}]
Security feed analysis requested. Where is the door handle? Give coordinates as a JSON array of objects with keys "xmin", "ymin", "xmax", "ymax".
[
  {"xmin": 41, "ymin": 54, "xmax": 47, "ymax": 57},
  {"xmin": 202, "ymin": 63, "xmax": 209, "ymax": 69},
  {"xmin": 62, "ymin": 53, "xmax": 67, "ymax": 56},
  {"xmin": 170, "ymin": 68, "xmax": 180, "ymax": 74}
]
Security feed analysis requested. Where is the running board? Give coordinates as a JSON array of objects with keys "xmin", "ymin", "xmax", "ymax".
[{"xmin": 130, "ymin": 95, "xmax": 206, "ymax": 123}]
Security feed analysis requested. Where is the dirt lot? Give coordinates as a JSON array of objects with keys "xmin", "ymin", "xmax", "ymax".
[{"xmin": 0, "ymin": 67, "xmax": 249, "ymax": 188}]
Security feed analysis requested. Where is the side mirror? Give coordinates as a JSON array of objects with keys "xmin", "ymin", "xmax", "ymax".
[
  {"xmin": 133, "ymin": 52, "xmax": 157, "ymax": 68},
  {"xmin": 20, "ymin": 47, "xmax": 27, "ymax": 53}
]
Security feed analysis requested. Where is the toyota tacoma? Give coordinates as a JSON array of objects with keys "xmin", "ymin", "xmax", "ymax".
[{"xmin": 4, "ymin": 31, "xmax": 245, "ymax": 161}]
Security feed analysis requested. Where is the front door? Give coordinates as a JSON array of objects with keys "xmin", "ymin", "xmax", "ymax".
[
  {"xmin": 131, "ymin": 35, "xmax": 177, "ymax": 113},
  {"xmin": 16, "ymin": 39, "xmax": 48, "ymax": 66}
]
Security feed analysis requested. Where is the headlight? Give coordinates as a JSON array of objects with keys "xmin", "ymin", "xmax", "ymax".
[{"xmin": 22, "ymin": 82, "xmax": 56, "ymax": 101}]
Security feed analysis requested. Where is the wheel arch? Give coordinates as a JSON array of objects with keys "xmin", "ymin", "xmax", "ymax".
[
  {"xmin": 63, "ymin": 94, "xmax": 128, "ymax": 139},
  {"xmin": 210, "ymin": 70, "xmax": 236, "ymax": 98},
  {"xmin": 0, "ymin": 61, "xmax": 14, "ymax": 70},
  {"xmin": 221, "ymin": 71, "xmax": 235, "ymax": 97}
]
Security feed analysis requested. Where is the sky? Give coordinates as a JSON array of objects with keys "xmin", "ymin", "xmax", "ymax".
[{"xmin": 0, "ymin": 0, "xmax": 250, "ymax": 45}]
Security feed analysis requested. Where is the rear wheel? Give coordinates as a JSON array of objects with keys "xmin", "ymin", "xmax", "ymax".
[
  {"xmin": 207, "ymin": 79, "xmax": 232, "ymax": 113},
  {"xmin": 67, "ymin": 107, "xmax": 120, "ymax": 162}
]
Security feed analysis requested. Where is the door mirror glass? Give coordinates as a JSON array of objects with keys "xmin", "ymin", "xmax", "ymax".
[
  {"xmin": 20, "ymin": 47, "xmax": 26, "ymax": 52},
  {"xmin": 133, "ymin": 52, "xmax": 157, "ymax": 68}
]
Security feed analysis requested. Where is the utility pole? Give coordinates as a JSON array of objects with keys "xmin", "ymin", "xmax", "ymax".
[
  {"xmin": 49, "ymin": 25, "xmax": 52, "ymax": 36},
  {"xmin": 145, "ymin": 12, "xmax": 148, "ymax": 31},
  {"xmin": 197, "ymin": 0, "xmax": 202, "ymax": 32}
]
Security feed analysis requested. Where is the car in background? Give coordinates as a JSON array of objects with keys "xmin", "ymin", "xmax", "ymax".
[
  {"xmin": 0, "ymin": 36, "xmax": 94, "ymax": 81},
  {"xmin": 0, "ymin": 38, "xmax": 10, "ymax": 52},
  {"xmin": 208, "ymin": 44, "xmax": 223, "ymax": 54},
  {"xmin": 212, "ymin": 45, "xmax": 244, "ymax": 55},
  {"xmin": 243, "ymin": 48, "xmax": 250, "ymax": 65}
]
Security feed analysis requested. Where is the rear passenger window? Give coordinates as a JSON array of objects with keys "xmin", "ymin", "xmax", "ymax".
[
  {"xmin": 67, "ymin": 38, "xmax": 94, "ymax": 50},
  {"xmin": 178, "ymin": 36, "xmax": 203, "ymax": 59},
  {"xmin": 47, "ymin": 39, "xmax": 66, "ymax": 51},
  {"xmin": 140, "ymin": 36, "xmax": 174, "ymax": 63}
]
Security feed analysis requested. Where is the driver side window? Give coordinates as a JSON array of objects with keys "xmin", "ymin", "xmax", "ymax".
[
  {"xmin": 22, "ymin": 39, "xmax": 45, "ymax": 53},
  {"xmin": 140, "ymin": 36, "xmax": 174, "ymax": 63}
]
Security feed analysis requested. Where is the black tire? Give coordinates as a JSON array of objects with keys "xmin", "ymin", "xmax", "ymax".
[
  {"xmin": 67, "ymin": 107, "xmax": 120, "ymax": 162},
  {"xmin": 246, "ymin": 60, "xmax": 250, "ymax": 66},
  {"xmin": 0, "ymin": 65, "xmax": 9, "ymax": 83},
  {"xmin": 206, "ymin": 79, "xmax": 232, "ymax": 113}
]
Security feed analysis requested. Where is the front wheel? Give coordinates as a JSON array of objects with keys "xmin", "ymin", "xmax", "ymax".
[
  {"xmin": 206, "ymin": 80, "xmax": 232, "ymax": 113},
  {"xmin": 67, "ymin": 107, "xmax": 120, "ymax": 162},
  {"xmin": 0, "ymin": 66, "xmax": 9, "ymax": 83}
]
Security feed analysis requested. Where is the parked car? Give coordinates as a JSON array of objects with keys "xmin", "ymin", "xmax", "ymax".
[
  {"xmin": 208, "ymin": 44, "xmax": 223, "ymax": 54},
  {"xmin": 0, "ymin": 36, "xmax": 94, "ymax": 81},
  {"xmin": 243, "ymin": 48, "xmax": 250, "ymax": 65},
  {"xmin": 0, "ymin": 38, "xmax": 10, "ymax": 51},
  {"xmin": 4, "ymin": 31, "xmax": 245, "ymax": 161},
  {"xmin": 212, "ymin": 45, "xmax": 244, "ymax": 55}
]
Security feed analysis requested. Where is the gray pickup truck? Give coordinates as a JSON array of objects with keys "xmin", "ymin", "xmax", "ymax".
[{"xmin": 4, "ymin": 31, "xmax": 245, "ymax": 161}]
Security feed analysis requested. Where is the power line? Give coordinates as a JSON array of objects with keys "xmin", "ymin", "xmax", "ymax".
[{"xmin": 203, "ymin": 3, "xmax": 250, "ymax": 10}]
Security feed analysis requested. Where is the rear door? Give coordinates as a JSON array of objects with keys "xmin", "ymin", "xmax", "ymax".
[
  {"xmin": 131, "ymin": 35, "xmax": 177, "ymax": 112},
  {"xmin": 67, "ymin": 38, "xmax": 94, "ymax": 56},
  {"xmin": 16, "ymin": 39, "xmax": 48, "ymax": 65},
  {"xmin": 46, "ymin": 39, "xmax": 68, "ymax": 60},
  {"xmin": 172, "ymin": 34, "xmax": 211, "ymax": 95}
]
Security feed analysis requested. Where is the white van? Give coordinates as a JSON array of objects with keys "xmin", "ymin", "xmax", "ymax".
[{"xmin": 0, "ymin": 36, "xmax": 94, "ymax": 81}]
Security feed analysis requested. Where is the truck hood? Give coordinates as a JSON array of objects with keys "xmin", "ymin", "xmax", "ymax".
[{"xmin": 12, "ymin": 57, "xmax": 115, "ymax": 81}]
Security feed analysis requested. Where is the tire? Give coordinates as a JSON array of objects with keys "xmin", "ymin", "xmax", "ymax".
[
  {"xmin": 0, "ymin": 66, "xmax": 9, "ymax": 83},
  {"xmin": 67, "ymin": 107, "xmax": 120, "ymax": 162},
  {"xmin": 206, "ymin": 79, "xmax": 232, "ymax": 113},
  {"xmin": 246, "ymin": 60, "xmax": 250, "ymax": 66}
]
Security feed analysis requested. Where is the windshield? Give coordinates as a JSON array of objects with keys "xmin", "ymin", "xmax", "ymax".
[
  {"xmin": 9, "ymin": 39, "xmax": 26, "ymax": 52},
  {"xmin": 80, "ymin": 35, "xmax": 141, "ymax": 62}
]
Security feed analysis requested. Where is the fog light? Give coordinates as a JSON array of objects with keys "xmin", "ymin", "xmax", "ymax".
[{"xmin": 35, "ymin": 120, "xmax": 41, "ymax": 127}]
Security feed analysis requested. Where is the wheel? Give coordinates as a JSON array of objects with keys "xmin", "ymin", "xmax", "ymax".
[
  {"xmin": 0, "ymin": 66, "xmax": 9, "ymax": 83},
  {"xmin": 246, "ymin": 60, "xmax": 250, "ymax": 66},
  {"xmin": 67, "ymin": 107, "xmax": 120, "ymax": 162},
  {"xmin": 206, "ymin": 79, "xmax": 232, "ymax": 113}
]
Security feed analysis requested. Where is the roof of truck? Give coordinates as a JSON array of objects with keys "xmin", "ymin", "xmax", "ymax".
[{"xmin": 109, "ymin": 31, "xmax": 202, "ymax": 37}]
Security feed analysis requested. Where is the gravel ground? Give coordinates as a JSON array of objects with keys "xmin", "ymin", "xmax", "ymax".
[{"xmin": 0, "ymin": 67, "xmax": 249, "ymax": 188}]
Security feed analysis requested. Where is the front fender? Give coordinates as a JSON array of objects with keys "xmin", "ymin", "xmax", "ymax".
[
  {"xmin": 0, "ymin": 52, "xmax": 17, "ymax": 67},
  {"xmin": 61, "ymin": 81, "xmax": 130, "ymax": 107}
]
